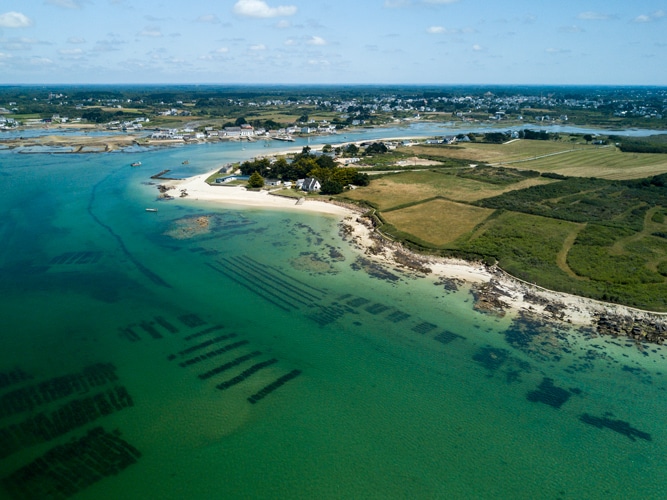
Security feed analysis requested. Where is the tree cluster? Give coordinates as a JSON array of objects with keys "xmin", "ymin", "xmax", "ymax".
[
  {"xmin": 81, "ymin": 108, "xmax": 129, "ymax": 124},
  {"xmin": 239, "ymin": 147, "xmax": 369, "ymax": 192},
  {"xmin": 482, "ymin": 129, "xmax": 556, "ymax": 143}
]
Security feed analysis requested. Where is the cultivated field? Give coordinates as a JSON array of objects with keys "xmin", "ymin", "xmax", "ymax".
[
  {"xmin": 408, "ymin": 139, "xmax": 577, "ymax": 164},
  {"xmin": 409, "ymin": 140, "xmax": 667, "ymax": 180},
  {"xmin": 343, "ymin": 170, "xmax": 553, "ymax": 208},
  {"xmin": 382, "ymin": 199, "xmax": 494, "ymax": 246},
  {"xmin": 341, "ymin": 137, "xmax": 667, "ymax": 310},
  {"xmin": 505, "ymin": 147, "xmax": 667, "ymax": 180}
]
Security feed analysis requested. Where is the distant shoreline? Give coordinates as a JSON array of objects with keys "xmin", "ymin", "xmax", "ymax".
[{"xmin": 3, "ymin": 120, "xmax": 667, "ymax": 154}]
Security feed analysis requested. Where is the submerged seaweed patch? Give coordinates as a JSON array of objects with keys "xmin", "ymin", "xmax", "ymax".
[
  {"xmin": 351, "ymin": 256, "xmax": 400, "ymax": 282},
  {"xmin": 526, "ymin": 377, "xmax": 572, "ymax": 409},
  {"xmin": 579, "ymin": 413, "xmax": 652, "ymax": 442},
  {"xmin": 163, "ymin": 213, "xmax": 256, "ymax": 240},
  {"xmin": 434, "ymin": 330, "xmax": 464, "ymax": 345},
  {"xmin": 291, "ymin": 252, "xmax": 339, "ymax": 275},
  {"xmin": 472, "ymin": 346, "xmax": 533, "ymax": 382},
  {"xmin": 472, "ymin": 347, "xmax": 509, "ymax": 372},
  {"xmin": 503, "ymin": 313, "xmax": 571, "ymax": 363}
]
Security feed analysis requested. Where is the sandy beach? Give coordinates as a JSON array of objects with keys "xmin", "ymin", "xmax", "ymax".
[
  {"xmin": 341, "ymin": 216, "xmax": 667, "ymax": 343},
  {"xmin": 167, "ymin": 168, "xmax": 667, "ymax": 345},
  {"xmin": 164, "ymin": 172, "xmax": 353, "ymax": 216}
]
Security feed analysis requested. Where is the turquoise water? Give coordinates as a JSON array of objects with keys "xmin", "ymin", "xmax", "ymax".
[{"xmin": 1, "ymin": 145, "xmax": 667, "ymax": 499}]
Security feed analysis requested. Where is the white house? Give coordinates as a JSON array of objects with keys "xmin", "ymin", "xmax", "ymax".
[
  {"xmin": 240, "ymin": 124, "xmax": 254, "ymax": 136},
  {"xmin": 223, "ymin": 127, "xmax": 241, "ymax": 137},
  {"xmin": 301, "ymin": 177, "xmax": 321, "ymax": 192}
]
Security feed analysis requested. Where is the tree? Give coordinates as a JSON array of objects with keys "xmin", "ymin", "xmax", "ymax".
[
  {"xmin": 364, "ymin": 142, "xmax": 388, "ymax": 155},
  {"xmin": 483, "ymin": 132, "xmax": 507, "ymax": 144},
  {"xmin": 345, "ymin": 143, "xmax": 359, "ymax": 156},
  {"xmin": 583, "ymin": 134, "xmax": 593, "ymax": 144},
  {"xmin": 322, "ymin": 144, "xmax": 333, "ymax": 153},
  {"xmin": 320, "ymin": 179, "xmax": 343, "ymax": 195},
  {"xmin": 315, "ymin": 154, "xmax": 336, "ymax": 169},
  {"xmin": 247, "ymin": 171, "xmax": 264, "ymax": 188},
  {"xmin": 352, "ymin": 172, "xmax": 370, "ymax": 186}
]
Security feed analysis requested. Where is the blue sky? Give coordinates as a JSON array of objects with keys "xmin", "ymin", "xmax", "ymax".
[{"xmin": 0, "ymin": 0, "xmax": 665, "ymax": 85}]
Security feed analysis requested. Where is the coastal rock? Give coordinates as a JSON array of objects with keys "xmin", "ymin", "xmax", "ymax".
[
  {"xmin": 594, "ymin": 312, "xmax": 667, "ymax": 345},
  {"xmin": 471, "ymin": 281, "xmax": 507, "ymax": 317}
]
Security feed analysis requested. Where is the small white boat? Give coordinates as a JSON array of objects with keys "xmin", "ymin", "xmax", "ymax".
[
  {"xmin": 145, "ymin": 208, "xmax": 158, "ymax": 212},
  {"xmin": 273, "ymin": 135, "xmax": 295, "ymax": 142},
  {"xmin": 131, "ymin": 161, "xmax": 142, "ymax": 167}
]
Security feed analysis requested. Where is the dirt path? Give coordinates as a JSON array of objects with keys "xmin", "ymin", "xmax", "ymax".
[{"xmin": 556, "ymin": 224, "xmax": 586, "ymax": 278}]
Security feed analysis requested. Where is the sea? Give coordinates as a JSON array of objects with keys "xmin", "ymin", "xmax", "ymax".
[{"xmin": 1, "ymin": 125, "xmax": 667, "ymax": 499}]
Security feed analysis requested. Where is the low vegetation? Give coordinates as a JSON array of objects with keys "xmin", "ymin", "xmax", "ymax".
[{"xmin": 338, "ymin": 137, "xmax": 667, "ymax": 311}]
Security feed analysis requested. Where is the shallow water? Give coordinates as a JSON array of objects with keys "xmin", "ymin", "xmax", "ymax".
[{"xmin": 1, "ymin": 146, "xmax": 666, "ymax": 499}]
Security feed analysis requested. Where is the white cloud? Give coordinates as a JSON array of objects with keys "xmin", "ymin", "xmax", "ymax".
[
  {"xmin": 250, "ymin": 43, "xmax": 267, "ymax": 50},
  {"xmin": 578, "ymin": 11, "xmax": 612, "ymax": 21},
  {"xmin": 46, "ymin": 0, "xmax": 88, "ymax": 9},
  {"xmin": 0, "ymin": 37, "xmax": 45, "ymax": 51},
  {"xmin": 197, "ymin": 14, "xmax": 220, "ymax": 24},
  {"xmin": 633, "ymin": 10, "xmax": 665, "ymax": 23},
  {"xmin": 216, "ymin": 47, "xmax": 229, "ymax": 53},
  {"xmin": 0, "ymin": 11, "xmax": 33, "ymax": 28},
  {"xmin": 59, "ymin": 48, "xmax": 83, "ymax": 55},
  {"xmin": 385, "ymin": 0, "xmax": 458, "ymax": 6},
  {"xmin": 138, "ymin": 27, "xmax": 163, "ymax": 37},
  {"xmin": 275, "ymin": 20, "xmax": 291, "ymax": 29},
  {"xmin": 93, "ymin": 39, "xmax": 124, "ymax": 52},
  {"xmin": 307, "ymin": 36, "xmax": 326, "ymax": 46},
  {"xmin": 233, "ymin": 0, "xmax": 297, "ymax": 18},
  {"xmin": 67, "ymin": 36, "xmax": 86, "ymax": 44},
  {"xmin": 546, "ymin": 48, "xmax": 570, "ymax": 54},
  {"xmin": 284, "ymin": 38, "xmax": 297, "ymax": 46},
  {"xmin": 427, "ymin": 26, "xmax": 474, "ymax": 35},
  {"xmin": 29, "ymin": 57, "xmax": 53, "ymax": 66},
  {"xmin": 472, "ymin": 44, "xmax": 483, "ymax": 51},
  {"xmin": 559, "ymin": 25, "xmax": 584, "ymax": 33}
]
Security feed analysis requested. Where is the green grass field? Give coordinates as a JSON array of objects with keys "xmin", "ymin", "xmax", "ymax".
[
  {"xmin": 410, "ymin": 140, "xmax": 667, "ymax": 180},
  {"xmin": 342, "ymin": 170, "xmax": 553, "ymax": 208},
  {"xmin": 409, "ymin": 139, "xmax": 576, "ymax": 164},
  {"xmin": 382, "ymin": 199, "xmax": 494, "ymax": 246},
  {"xmin": 504, "ymin": 147, "xmax": 667, "ymax": 180},
  {"xmin": 341, "ymin": 138, "xmax": 667, "ymax": 310}
]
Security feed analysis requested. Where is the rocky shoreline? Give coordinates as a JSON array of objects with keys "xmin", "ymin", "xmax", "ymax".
[{"xmin": 339, "ymin": 213, "xmax": 667, "ymax": 347}]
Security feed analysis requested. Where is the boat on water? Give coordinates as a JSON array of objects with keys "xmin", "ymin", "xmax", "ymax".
[
  {"xmin": 145, "ymin": 208, "xmax": 158, "ymax": 212},
  {"xmin": 182, "ymin": 160, "xmax": 189, "ymax": 164},
  {"xmin": 131, "ymin": 161, "xmax": 142, "ymax": 167},
  {"xmin": 273, "ymin": 135, "xmax": 295, "ymax": 142}
]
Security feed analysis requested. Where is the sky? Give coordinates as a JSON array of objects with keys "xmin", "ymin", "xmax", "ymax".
[{"xmin": 0, "ymin": 0, "xmax": 665, "ymax": 85}]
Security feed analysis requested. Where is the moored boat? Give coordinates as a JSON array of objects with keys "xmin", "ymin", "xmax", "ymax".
[
  {"xmin": 131, "ymin": 161, "xmax": 142, "ymax": 167},
  {"xmin": 273, "ymin": 135, "xmax": 294, "ymax": 142}
]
